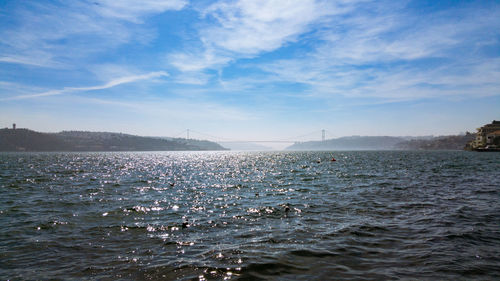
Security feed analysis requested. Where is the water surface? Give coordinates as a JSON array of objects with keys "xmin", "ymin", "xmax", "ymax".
[{"xmin": 1, "ymin": 151, "xmax": 499, "ymax": 280}]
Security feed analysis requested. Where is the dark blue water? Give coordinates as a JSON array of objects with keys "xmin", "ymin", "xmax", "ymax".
[{"xmin": 1, "ymin": 151, "xmax": 499, "ymax": 280}]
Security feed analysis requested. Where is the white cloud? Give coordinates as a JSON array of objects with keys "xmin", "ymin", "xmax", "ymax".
[
  {"xmin": 202, "ymin": 0, "xmax": 337, "ymax": 54},
  {"xmin": 91, "ymin": 0, "xmax": 187, "ymax": 23},
  {"xmin": 1, "ymin": 71, "xmax": 168, "ymax": 101},
  {"xmin": 87, "ymin": 64, "xmax": 139, "ymax": 83},
  {"xmin": 0, "ymin": 1, "xmax": 187, "ymax": 68},
  {"xmin": 251, "ymin": 1, "xmax": 500, "ymax": 100},
  {"xmin": 0, "ymin": 53, "xmax": 61, "ymax": 68},
  {"xmin": 168, "ymin": 0, "xmax": 357, "ymax": 73},
  {"xmin": 169, "ymin": 49, "xmax": 231, "ymax": 72}
]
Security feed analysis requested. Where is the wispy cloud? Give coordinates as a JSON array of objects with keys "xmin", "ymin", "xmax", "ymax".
[
  {"xmin": 91, "ymin": 0, "xmax": 187, "ymax": 23},
  {"xmin": 245, "ymin": 1, "xmax": 500, "ymax": 100},
  {"xmin": 201, "ymin": 0, "xmax": 341, "ymax": 55},
  {"xmin": 168, "ymin": 0, "xmax": 356, "ymax": 73},
  {"xmin": 0, "ymin": 1, "xmax": 187, "ymax": 68},
  {"xmin": 1, "ymin": 72, "xmax": 168, "ymax": 101},
  {"xmin": 168, "ymin": 0, "xmax": 500, "ymax": 102},
  {"xmin": 169, "ymin": 49, "xmax": 232, "ymax": 72},
  {"xmin": 0, "ymin": 53, "xmax": 62, "ymax": 68}
]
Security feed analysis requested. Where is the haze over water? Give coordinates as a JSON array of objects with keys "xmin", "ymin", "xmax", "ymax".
[{"xmin": 1, "ymin": 151, "xmax": 499, "ymax": 280}]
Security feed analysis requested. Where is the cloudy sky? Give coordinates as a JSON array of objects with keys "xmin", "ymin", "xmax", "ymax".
[{"xmin": 1, "ymin": 0, "xmax": 499, "ymax": 143}]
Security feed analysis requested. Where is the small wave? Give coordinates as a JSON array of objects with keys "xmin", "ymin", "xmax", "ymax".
[
  {"xmin": 239, "ymin": 261, "xmax": 308, "ymax": 278},
  {"xmin": 289, "ymin": 249, "xmax": 337, "ymax": 258}
]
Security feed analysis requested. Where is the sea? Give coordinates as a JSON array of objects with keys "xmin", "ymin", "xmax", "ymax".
[{"xmin": 0, "ymin": 151, "xmax": 499, "ymax": 280}]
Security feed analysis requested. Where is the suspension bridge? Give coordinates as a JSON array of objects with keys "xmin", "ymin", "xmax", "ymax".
[{"xmin": 168, "ymin": 129, "xmax": 332, "ymax": 144}]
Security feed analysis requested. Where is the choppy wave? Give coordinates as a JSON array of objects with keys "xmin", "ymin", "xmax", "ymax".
[{"xmin": 0, "ymin": 151, "xmax": 499, "ymax": 280}]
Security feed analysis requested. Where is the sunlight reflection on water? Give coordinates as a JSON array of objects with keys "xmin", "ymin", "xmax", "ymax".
[{"xmin": 0, "ymin": 151, "xmax": 499, "ymax": 280}]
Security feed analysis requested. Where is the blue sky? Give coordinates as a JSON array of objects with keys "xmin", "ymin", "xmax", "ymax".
[{"xmin": 1, "ymin": 0, "xmax": 499, "ymax": 144}]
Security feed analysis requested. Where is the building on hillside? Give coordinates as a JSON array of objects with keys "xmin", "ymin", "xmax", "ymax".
[
  {"xmin": 486, "ymin": 130, "xmax": 500, "ymax": 147},
  {"xmin": 469, "ymin": 120, "xmax": 500, "ymax": 150}
]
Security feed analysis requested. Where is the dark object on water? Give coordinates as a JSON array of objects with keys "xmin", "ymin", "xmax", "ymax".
[{"xmin": 282, "ymin": 203, "xmax": 291, "ymax": 214}]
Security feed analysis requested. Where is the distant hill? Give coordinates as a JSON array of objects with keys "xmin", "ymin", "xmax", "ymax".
[
  {"xmin": 0, "ymin": 129, "xmax": 71, "ymax": 151},
  {"xmin": 395, "ymin": 133, "xmax": 476, "ymax": 150},
  {"xmin": 168, "ymin": 138, "xmax": 230, "ymax": 151},
  {"xmin": 286, "ymin": 134, "xmax": 476, "ymax": 151},
  {"xmin": 287, "ymin": 136, "xmax": 405, "ymax": 150},
  {"xmin": 0, "ymin": 129, "xmax": 229, "ymax": 152}
]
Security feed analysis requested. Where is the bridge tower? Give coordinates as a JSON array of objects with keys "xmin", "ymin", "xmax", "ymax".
[{"xmin": 322, "ymin": 129, "xmax": 325, "ymax": 141}]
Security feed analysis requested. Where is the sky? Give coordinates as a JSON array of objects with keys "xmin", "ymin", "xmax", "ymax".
[{"xmin": 1, "ymin": 0, "xmax": 499, "ymax": 145}]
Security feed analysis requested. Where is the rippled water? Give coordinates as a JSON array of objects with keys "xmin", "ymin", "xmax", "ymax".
[{"xmin": 1, "ymin": 151, "xmax": 499, "ymax": 280}]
